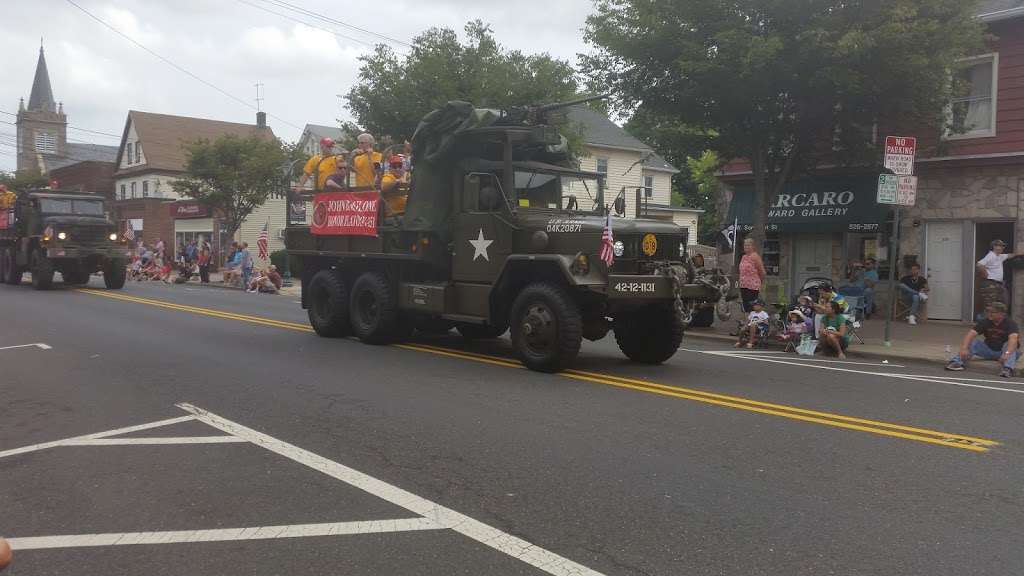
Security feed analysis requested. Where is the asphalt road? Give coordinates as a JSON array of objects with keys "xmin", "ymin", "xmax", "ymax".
[{"xmin": 1, "ymin": 277, "xmax": 1022, "ymax": 575}]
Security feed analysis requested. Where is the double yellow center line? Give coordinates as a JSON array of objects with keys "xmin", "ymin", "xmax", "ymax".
[{"xmin": 77, "ymin": 288, "xmax": 999, "ymax": 452}]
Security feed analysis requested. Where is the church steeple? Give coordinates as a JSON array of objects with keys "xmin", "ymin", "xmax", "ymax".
[{"xmin": 27, "ymin": 42, "xmax": 56, "ymax": 113}]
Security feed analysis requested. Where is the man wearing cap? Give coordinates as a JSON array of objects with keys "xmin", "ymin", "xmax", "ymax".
[
  {"xmin": 380, "ymin": 155, "xmax": 408, "ymax": 215},
  {"xmin": 351, "ymin": 133, "xmax": 383, "ymax": 188},
  {"xmin": 946, "ymin": 302, "xmax": 1019, "ymax": 377},
  {"xmin": 294, "ymin": 138, "xmax": 342, "ymax": 192},
  {"xmin": 978, "ymin": 239, "xmax": 1014, "ymax": 285}
]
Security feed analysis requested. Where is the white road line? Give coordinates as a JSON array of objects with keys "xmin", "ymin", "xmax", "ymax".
[
  {"xmin": 177, "ymin": 403, "xmax": 605, "ymax": 576},
  {"xmin": 729, "ymin": 355, "xmax": 905, "ymax": 368},
  {"xmin": 922, "ymin": 375, "xmax": 1024, "ymax": 386},
  {"xmin": 0, "ymin": 342, "xmax": 51, "ymax": 351},
  {"xmin": 680, "ymin": 348, "xmax": 1024, "ymax": 395},
  {"xmin": 7, "ymin": 518, "xmax": 442, "ymax": 551},
  {"xmin": 61, "ymin": 436, "xmax": 246, "ymax": 446},
  {"xmin": 0, "ymin": 415, "xmax": 196, "ymax": 459}
]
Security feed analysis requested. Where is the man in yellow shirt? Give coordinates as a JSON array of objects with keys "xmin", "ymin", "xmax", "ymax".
[
  {"xmin": 380, "ymin": 155, "xmax": 408, "ymax": 215},
  {"xmin": 351, "ymin": 133, "xmax": 383, "ymax": 188},
  {"xmin": 294, "ymin": 138, "xmax": 343, "ymax": 191}
]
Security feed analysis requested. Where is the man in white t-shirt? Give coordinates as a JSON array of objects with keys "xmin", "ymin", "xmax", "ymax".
[{"xmin": 978, "ymin": 239, "xmax": 1014, "ymax": 283}]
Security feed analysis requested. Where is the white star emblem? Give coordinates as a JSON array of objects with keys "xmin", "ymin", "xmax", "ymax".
[{"xmin": 469, "ymin": 228, "xmax": 493, "ymax": 262}]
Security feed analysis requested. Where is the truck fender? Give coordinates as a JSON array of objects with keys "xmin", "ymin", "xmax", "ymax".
[{"xmin": 490, "ymin": 255, "xmax": 601, "ymax": 327}]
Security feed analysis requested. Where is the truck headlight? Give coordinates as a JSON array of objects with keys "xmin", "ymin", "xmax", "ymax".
[
  {"xmin": 679, "ymin": 242, "xmax": 686, "ymax": 258},
  {"xmin": 57, "ymin": 231, "xmax": 67, "ymax": 240},
  {"xmin": 612, "ymin": 240, "xmax": 624, "ymax": 257},
  {"xmin": 571, "ymin": 253, "xmax": 590, "ymax": 275},
  {"xmin": 109, "ymin": 233, "xmax": 118, "ymax": 241}
]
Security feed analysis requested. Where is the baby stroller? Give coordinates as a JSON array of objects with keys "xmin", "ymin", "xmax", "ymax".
[{"xmin": 795, "ymin": 277, "xmax": 833, "ymax": 307}]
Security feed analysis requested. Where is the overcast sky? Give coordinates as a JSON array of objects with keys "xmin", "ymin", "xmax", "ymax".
[{"xmin": 0, "ymin": 0, "xmax": 596, "ymax": 171}]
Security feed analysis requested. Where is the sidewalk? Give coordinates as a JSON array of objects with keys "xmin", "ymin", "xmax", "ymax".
[
  {"xmin": 687, "ymin": 307, "xmax": 969, "ymax": 364},
  {"xmin": 158, "ymin": 271, "xmax": 301, "ymax": 297}
]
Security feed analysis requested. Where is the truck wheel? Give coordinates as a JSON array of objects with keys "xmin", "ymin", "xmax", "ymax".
[
  {"xmin": 614, "ymin": 304, "xmax": 684, "ymax": 364},
  {"xmin": 307, "ymin": 270, "xmax": 350, "ymax": 337},
  {"xmin": 2, "ymin": 248, "xmax": 21, "ymax": 286},
  {"xmin": 457, "ymin": 323, "xmax": 507, "ymax": 340},
  {"xmin": 688, "ymin": 305, "xmax": 715, "ymax": 328},
  {"xmin": 510, "ymin": 283, "xmax": 582, "ymax": 373},
  {"xmin": 103, "ymin": 259, "xmax": 127, "ymax": 289},
  {"xmin": 349, "ymin": 272, "xmax": 400, "ymax": 344},
  {"xmin": 30, "ymin": 250, "xmax": 54, "ymax": 290}
]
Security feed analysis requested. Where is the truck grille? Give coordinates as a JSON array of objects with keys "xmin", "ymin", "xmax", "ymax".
[
  {"xmin": 620, "ymin": 234, "xmax": 681, "ymax": 261},
  {"xmin": 66, "ymin": 228, "xmax": 109, "ymax": 245}
]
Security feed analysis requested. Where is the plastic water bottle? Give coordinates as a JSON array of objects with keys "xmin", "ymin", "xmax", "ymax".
[{"xmin": 944, "ymin": 345, "xmax": 953, "ymax": 361}]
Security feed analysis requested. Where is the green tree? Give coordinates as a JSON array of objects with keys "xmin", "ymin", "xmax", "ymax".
[
  {"xmin": 0, "ymin": 170, "xmax": 48, "ymax": 191},
  {"xmin": 583, "ymin": 0, "xmax": 985, "ymax": 246},
  {"xmin": 173, "ymin": 135, "xmax": 287, "ymax": 240},
  {"xmin": 686, "ymin": 151, "xmax": 725, "ymax": 246},
  {"xmin": 346, "ymin": 20, "xmax": 579, "ymax": 141}
]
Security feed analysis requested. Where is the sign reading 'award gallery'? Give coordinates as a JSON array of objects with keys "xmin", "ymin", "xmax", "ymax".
[{"xmin": 310, "ymin": 191, "xmax": 380, "ymax": 236}]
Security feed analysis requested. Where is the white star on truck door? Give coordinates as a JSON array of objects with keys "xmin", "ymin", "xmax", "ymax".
[{"xmin": 469, "ymin": 228, "xmax": 493, "ymax": 262}]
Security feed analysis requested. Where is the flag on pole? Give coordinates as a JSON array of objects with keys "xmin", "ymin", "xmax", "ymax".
[
  {"xmin": 257, "ymin": 221, "xmax": 269, "ymax": 261},
  {"xmin": 720, "ymin": 217, "xmax": 738, "ymax": 253},
  {"xmin": 124, "ymin": 220, "xmax": 136, "ymax": 242},
  {"xmin": 599, "ymin": 210, "xmax": 615, "ymax": 266}
]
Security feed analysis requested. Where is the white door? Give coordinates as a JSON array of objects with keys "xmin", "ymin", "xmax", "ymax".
[
  {"xmin": 926, "ymin": 221, "xmax": 963, "ymax": 320},
  {"xmin": 794, "ymin": 235, "xmax": 832, "ymax": 290}
]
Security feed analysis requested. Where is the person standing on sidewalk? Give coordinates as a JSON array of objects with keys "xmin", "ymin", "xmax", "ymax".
[
  {"xmin": 977, "ymin": 240, "xmax": 1014, "ymax": 311},
  {"xmin": 239, "ymin": 242, "xmax": 253, "ymax": 289},
  {"xmin": 946, "ymin": 302, "xmax": 1019, "ymax": 378},
  {"xmin": 899, "ymin": 264, "xmax": 929, "ymax": 325},
  {"xmin": 738, "ymin": 237, "xmax": 766, "ymax": 313},
  {"xmin": 197, "ymin": 239, "xmax": 211, "ymax": 284}
]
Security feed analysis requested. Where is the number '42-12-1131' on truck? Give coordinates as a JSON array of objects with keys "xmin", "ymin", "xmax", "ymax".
[{"xmin": 286, "ymin": 98, "xmax": 734, "ymax": 373}]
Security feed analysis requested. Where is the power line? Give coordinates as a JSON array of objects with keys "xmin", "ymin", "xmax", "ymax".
[
  {"xmin": 234, "ymin": 0, "xmax": 377, "ymax": 49},
  {"xmin": 254, "ymin": 0, "xmax": 412, "ymax": 48},
  {"xmin": 63, "ymin": 0, "xmax": 303, "ymax": 131},
  {"xmin": 0, "ymin": 110, "xmax": 122, "ymax": 139}
]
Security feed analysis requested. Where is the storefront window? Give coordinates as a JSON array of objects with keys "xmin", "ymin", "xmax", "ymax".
[{"xmin": 762, "ymin": 233, "xmax": 780, "ymax": 276}]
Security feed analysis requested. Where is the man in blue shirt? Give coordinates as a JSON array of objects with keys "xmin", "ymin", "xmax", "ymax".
[{"xmin": 862, "ymin": 258, "xmax": 879, "ymax": 317}]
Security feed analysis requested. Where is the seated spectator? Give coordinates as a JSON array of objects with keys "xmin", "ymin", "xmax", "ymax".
[
  {"xmin": 813, "ymin": 283, "xmax": 848, "ymax": 337},
  {"xmin": 819, "ymin": 301, "xmax": 851, "ymax": 359},
  {"xmin": 946, "ymin": 302, "xmax": 1019, "ymax": 377},
  {"xmin": 247, "ymin": 265, "xmax": 283, "ymax": 293},
  {"xmin": 735, "ymin": 299, "xmax": 770, "ymax": 349},
  {"xmin": 778, "ymin": 309, "xmax": 811, "ymax": 346},
  {"xmin": 899, "ymin": 264, "xmax": 929, "ymax": 325}
]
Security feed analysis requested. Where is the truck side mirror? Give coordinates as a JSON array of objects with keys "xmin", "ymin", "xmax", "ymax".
[
  {"xmin": 480, "ymin": 186, "xmax": 503, "ymax": 212},
  {"xmin": 564, "ymin": 195, "xmax": 578, "ymax": 211},
  {"xmin": 614, "ymin": 196, "xmax": 626, "ymax": 216}
]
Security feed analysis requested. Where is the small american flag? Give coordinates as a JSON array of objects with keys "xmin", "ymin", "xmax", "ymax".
[
  {"xmin": 257, "ymin": 221, "xmax": 269, "ymax": 261},
  {"xmin": 124, "ymin": 220, "xmax": 136, "ymax": 242},
  {"xmin": 599, "ymin": 211, "xmax": 614, "ymax": 266}
]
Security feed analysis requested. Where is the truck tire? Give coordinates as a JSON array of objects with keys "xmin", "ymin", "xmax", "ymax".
[
  {"xmin": 349, "ymin": 271, "xmax": 401, "ymax": 344},
  {"xmin": 103, "ymin": 259, "xmax": 127, "ymax": 289},
  {"xmin": 307, "ymin": 270, "xmax": 350, "ymax": 337},
  {"xmin": 30, "ymin": 250, "xmax": 54, "ymax": 290},
  {"xmin": 510, "ymin": 283, "xmax": 582, "ymax": 373},
  {"xmin": 457, "ymin": 323, "xmax": 507, "ymax": 340},
  {"xmin": 688, "ymin": 305, "xmax": 715, "ymax": 328},
  {"xmin": 614, "ymin": 304, "xmax": 684, "ymax": 364},
  {"xmin": 1, "ymin": 248, "xmax": 21, "ymax": 286}
]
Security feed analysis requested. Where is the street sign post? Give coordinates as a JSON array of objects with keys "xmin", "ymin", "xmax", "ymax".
[
  {"xmin": 880, "ymin": 136, "xmax": 917, "ymax": 347},
  {"xmin": 884, "ymin": 136, "xmax": 917, "ymax": 176}
]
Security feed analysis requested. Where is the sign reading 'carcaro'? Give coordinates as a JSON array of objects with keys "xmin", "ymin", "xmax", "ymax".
[{"xmin": 768, "ymin": 190, "xmax": 855, "ymax": 219}]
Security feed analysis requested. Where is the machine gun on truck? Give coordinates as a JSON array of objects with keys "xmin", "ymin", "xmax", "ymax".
[
  {"xmin": 0, "ymin": 187, "xmax": 128, "ymax": 290},
  {"xmin": 285, "ymin": 99, "xmax": 734, "ymax": 372}
]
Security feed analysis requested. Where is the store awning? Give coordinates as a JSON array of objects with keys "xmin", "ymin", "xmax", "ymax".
[{"xmin": 727, "ymin": 175, "xmax": 892, "ymax": 233}]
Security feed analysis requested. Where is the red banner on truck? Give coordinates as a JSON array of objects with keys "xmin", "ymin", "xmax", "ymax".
[{"xmin": 310, "ymin": 191, "xmax": 380, "ymax": 236}]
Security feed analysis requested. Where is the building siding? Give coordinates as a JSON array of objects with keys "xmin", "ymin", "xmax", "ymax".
[
  {"xmin": 237, "ymin": 196, "xmax": 288, "ymax": 265},
  {"xmin": 115, "ymin": 172, "xmax": 181, "ymax": 201}
]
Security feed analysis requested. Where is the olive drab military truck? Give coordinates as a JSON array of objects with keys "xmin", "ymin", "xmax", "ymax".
[
  {"xmin": 285, "ymin": 98, "xmax": 733, "ymax": 372},
  {"xmin": 0, "ymin": 187, "xmax": 128, "ymax": 290}
]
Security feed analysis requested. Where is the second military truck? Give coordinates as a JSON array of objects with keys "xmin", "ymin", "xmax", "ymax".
[
  {"xmin": 286, "ymin": 100, "xmax": 732, "ymax": 372},
  {"xmin": 0, "ymin": 187, "xmax": 127, "ymax": 290}
]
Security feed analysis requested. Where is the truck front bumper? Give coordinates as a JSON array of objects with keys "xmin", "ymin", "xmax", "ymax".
[
  {"xmin": 606, "ymin": 274, "xmax": 721, "ymax": 301},
  {"xmin": 47, "ymin": 246, "xmax": 131, "ymax": 260}
]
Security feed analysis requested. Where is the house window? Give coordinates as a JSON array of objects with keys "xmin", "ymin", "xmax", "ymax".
[
  {"xmin": 142, "ymin": 180, "xmax": 149, "ymax": 197},
  {"xmin": 34, "ymin": 132, "xmax": 57, "ymax": 154},
  {"xmin": 130, "ymin": 182, "xmax": 137, "ymax": 199},
  {"xmin": 643, "ymin": 175, "xmax": 654, "ymax": 198},
  {"xmin": 949, "ymin": 54, "xmax": 998, "ymax": 138},
  {"xmin": 120, "ymin": 184, "xmax": 126, "ymax": 200},
  {"xmin": 596, "ymin": 157, "xmax": 609, "ymax": 175},
  {"xmin": 135, "ymin": 142, "xmax": 141, "ymax": 164},
  {"xmin": 126, "ymin": 143, "xmax": 133, "ymax": 165}
]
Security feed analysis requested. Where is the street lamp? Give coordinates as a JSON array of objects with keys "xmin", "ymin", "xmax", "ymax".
[{"xmin": 279, "ymin": 158, "xmax": 304, "ymax": 287}]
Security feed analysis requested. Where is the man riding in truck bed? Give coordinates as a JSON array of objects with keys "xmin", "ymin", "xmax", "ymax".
[
  {"xmin": 351, "ymin": 133, "xmax": 383, "ymax": 188},
  {"xmin": 294, "ymin": 138, "xmax": 342, "ymax": 192}
]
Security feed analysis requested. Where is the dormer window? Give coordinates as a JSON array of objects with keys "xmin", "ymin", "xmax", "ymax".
[
  {"xmin": 135, "ymin": 142, "xmax": 141, "ymax": 164},
  {"xmin": 126, "ymin": 143, "xmax": 134, "ymax": 165}
]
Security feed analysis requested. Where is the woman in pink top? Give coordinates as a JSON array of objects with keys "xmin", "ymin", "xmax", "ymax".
[{"xmin": 738, "ymin": 237, "xmax": 767, "ymax": 312}]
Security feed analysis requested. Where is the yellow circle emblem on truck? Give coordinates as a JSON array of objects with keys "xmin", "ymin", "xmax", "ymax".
[{"xmin": 642, "ymin": 234, "xmax": 658, "ymax": 256}]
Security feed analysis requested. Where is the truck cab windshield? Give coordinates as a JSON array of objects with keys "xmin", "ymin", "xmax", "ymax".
[
  {"xmin": 38, "ymin": 198, "xmax": 105, "ymax": 217},
  {"xmin": 514, "ymin": 171, "xmax": 601, "ymax": 211}
]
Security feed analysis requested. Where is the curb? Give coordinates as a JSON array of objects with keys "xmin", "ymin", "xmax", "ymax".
[
  {"xmin": 165, "ymin": 278, "xmax": 301, "ymax": 297},
  {"xmin": 684, "ymin": 329, "xmax": 947, "ymax": 364}
]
